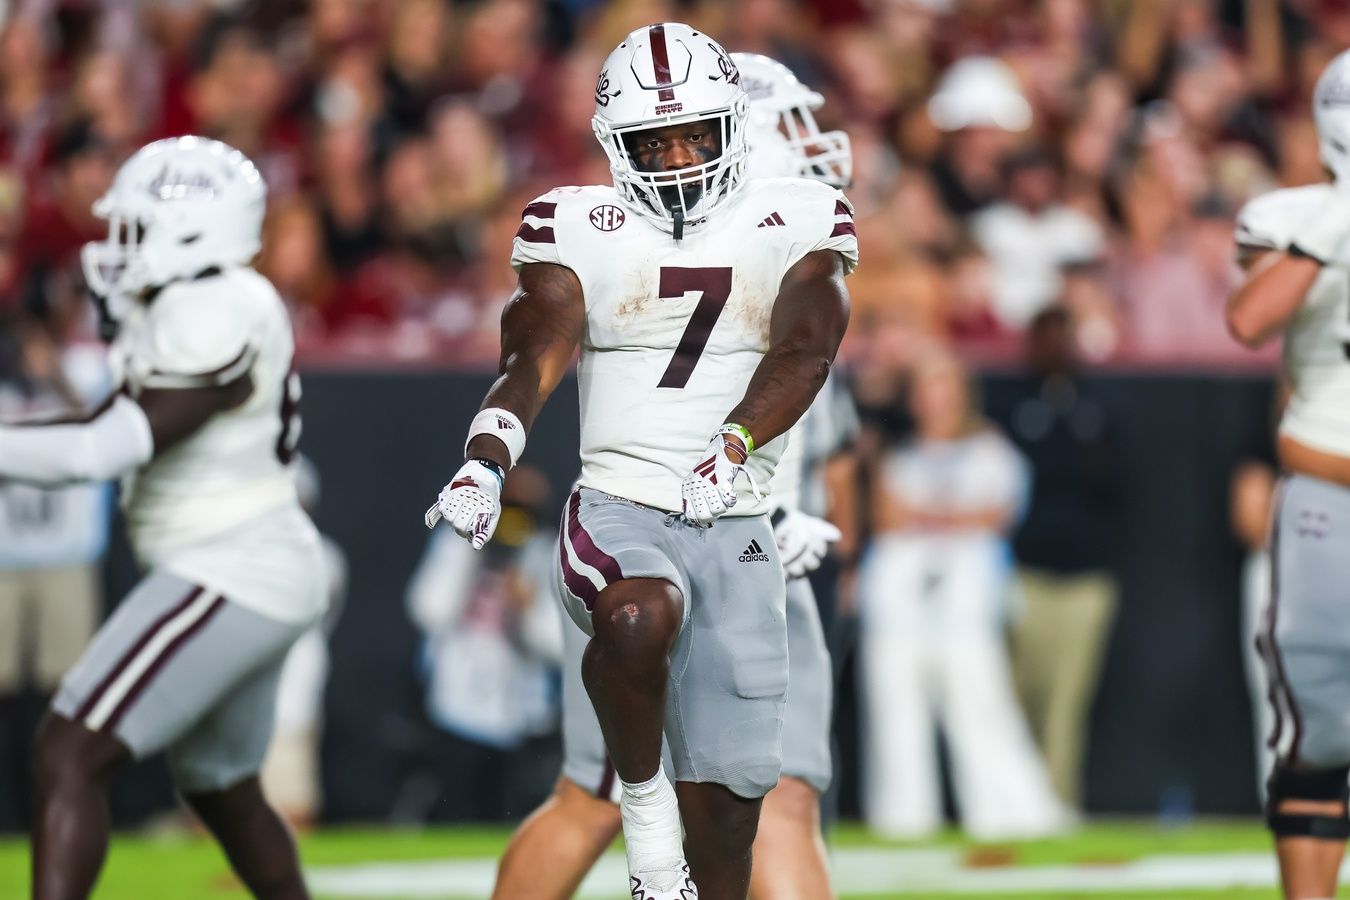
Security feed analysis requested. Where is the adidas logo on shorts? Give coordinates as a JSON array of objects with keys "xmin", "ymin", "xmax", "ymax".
[{"xmin": 739, "ymin": 539, "xmax": 770, "ymax": 563}]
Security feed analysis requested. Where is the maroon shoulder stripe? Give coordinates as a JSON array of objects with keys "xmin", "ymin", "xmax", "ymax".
[
  {"xmin": 834, "ymin": 200, "xmax": 850, "ymax": 216},
  {"xmin": 99, "ymin": 595, "xmax": 227, "ymax": 736},
  {"xmin": 567, "ymin": 491, "xmax": 625, "ymax": 585},
  {"xmin": 515, "ymin": 223, "xmax": 556, "ymax": 244},
  {"xmin": 830, "ymin": 221, "xmax": 857, "ymax": 238},
  {"xmin": 75, "ymin": 586, "xmax": 205, "ymax": 722},
  {"xmin": 522, "ymin": 201, "xmax": 557, "ymax": 220},
  {"xmin": 648, "ymin": 25, "xmax": 676, "ymax": 102}
]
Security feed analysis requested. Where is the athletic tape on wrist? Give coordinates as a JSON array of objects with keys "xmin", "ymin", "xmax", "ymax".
[
  {"xmin": 464, "ymin": 408, "xmax": 526, "ymax": 468},
  {"xmin": 717, "ymin": 423, "xmax": 755, "ymax": 457}
]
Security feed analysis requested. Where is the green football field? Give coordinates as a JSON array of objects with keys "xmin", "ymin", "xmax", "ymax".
[{"xmin": 0, "ymin": 819, "xmax": 1338, "ymax": 899}]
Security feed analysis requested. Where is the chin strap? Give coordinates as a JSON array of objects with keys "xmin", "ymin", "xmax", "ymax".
[{"xmin": 672, "ymin": 208, "xmax": 684, "ymax": 241}]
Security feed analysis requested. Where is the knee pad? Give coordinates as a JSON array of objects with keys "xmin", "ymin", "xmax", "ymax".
[{"xmin": 1266, "ymin": 764, "xmax": 1350, "ymax": 840}]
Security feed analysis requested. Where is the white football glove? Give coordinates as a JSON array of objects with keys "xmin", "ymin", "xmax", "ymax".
[
  {"xmin": 772, "ymin": 508, "xmax": 842, "ymax": 578},
  {"xmin": 681, "ymin": 435, "xmax": 760, "ymax": 526},
  {"xmin": 424, "ymin": 459, "xmax": 505, "ymax": 549}
]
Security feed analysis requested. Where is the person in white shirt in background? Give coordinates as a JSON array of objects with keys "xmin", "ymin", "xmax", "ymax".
[
  {"xmin": 0, "ymin": 316, "xmax": 111, "ymax": 830},
  {"xmin": 970, "ymin": 148, "xmax": 1105, "ymax": 332},
  {"xmin": 859, "ymin": 350, "xmax": 1069, "ymax": 841},
  {"xmin": 408, "ymin": 464, "xmax": 561, "ymax": 822},
  {"xmin": 260, "ymin": 455, "xmax": 347, "ymax": 829}
]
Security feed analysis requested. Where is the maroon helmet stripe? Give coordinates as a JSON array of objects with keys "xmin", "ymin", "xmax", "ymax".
[
  {"xmin": 522, "ymin": 201, "xmax": 557, "ymax": 220},
  {"xmin": 648, "ymin": 25, "xmax": 676, "ymax": 102},
  {"xmin": 515, "ymin": 223, "xmax": 556, "ymax": 244}
]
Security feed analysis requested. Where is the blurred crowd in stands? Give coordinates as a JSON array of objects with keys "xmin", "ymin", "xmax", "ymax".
[{"xmin": 0, "ymin": 0, "xmax": 1328, "ymax": 371}]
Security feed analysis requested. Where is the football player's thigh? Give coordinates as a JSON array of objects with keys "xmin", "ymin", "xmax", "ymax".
[
  {"xmin": 168, "ymin": 643, "xmax": 290, "ymax": 794},
  {"xmin": 1269, "ymin": 474, "xmax": 1350, "ymax": 767},
  {"xmin": 52, "ymin": 570, "xmax": 299, "ymax": 760},
  {"xmin": 557, "ymin": 487, "xmax": 688, "ymax": 636},
  {"xmin": 780, "ymin": 576, "xmax": 832, "ymax": 794},
  {"xmin": 666, "ymin": 515, "xmax": 788, "ymax": 800}
]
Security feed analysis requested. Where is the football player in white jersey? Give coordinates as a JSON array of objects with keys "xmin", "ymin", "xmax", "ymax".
[
  {"xmin": 1228, "ymin": 49, "xmax": 1350, "ymax": 900},
  {"xmin": 426, "ymin": 25, "xmax": 856, "ymax": 900},
  {"xmin": 488, "ymin": 52, "xmax": 851, "ymax": 900},
  {"xmin": 13, "ymin": 137, "xmax": 324, "ymax": 900}
]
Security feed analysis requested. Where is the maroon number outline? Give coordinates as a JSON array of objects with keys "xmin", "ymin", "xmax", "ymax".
[
  {"xmin": 275, "ymin": 368, "xmax": 302, "ymax": 464},
  {"xmin": 657, "ymin": 266, "xmax": 733, "ymax": 389}
]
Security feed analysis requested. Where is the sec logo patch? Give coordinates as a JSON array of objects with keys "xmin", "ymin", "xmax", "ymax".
[{"xmin": 589, "ymin": 205, "xmax": 626, "ymax": 232}]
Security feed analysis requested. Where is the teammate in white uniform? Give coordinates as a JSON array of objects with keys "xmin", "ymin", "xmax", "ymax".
[
  {"xmin": 1228, "ymin": 49, "xmax": 1350, "ymax": 900},
  {"xmin": 489, "ymin": 52, "xmax": 852, "ymax": 900},
  {"xmin": 426, "ymin": 25, "xmax": 856, "ymax": 900},
  {"xmin": 17, "ymin": 136, "xmax": 323, "ymax": 900}
]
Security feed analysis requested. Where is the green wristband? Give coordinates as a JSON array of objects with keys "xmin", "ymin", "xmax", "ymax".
[{"xmin": 717, "ymin": 423, "xmax": 755, "ymax": 456}]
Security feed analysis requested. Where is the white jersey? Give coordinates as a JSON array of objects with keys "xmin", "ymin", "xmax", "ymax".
[
  {"xmin": 1236, "ymin": 184, "xmax": 1350, "ymax": 457},
  {"xmin": 512, "ymin": 177, "xmax": 858, "ymax": 515},
  {"xmin": 109, "ymin": 266, "xmax": 321, "ymax": 623}
]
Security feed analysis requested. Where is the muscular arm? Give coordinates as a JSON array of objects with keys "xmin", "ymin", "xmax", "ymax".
[
  {"xmin": 1226, "ymin": 248, "xmax": 1321, "ymax": 348},
  {"xmin": 465, "ymin": 262, "xmax": 585, "ymax": 469},
  {"xmin": 0, "ymin": 376, "xmax": 252, "ymax": 486},
  {"xmin": 725, "ymin": 250, "xmax": 850, "ymax": 449}
]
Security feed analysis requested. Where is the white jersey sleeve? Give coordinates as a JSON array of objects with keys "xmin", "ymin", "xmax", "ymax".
[
  {"xmin": 511, "ymin": 192, "xmax": 567, "ymax": 271},
  {"xmin": 1236, "ymin": 184, "xmax": 1350, "ymax": 458},
  {"xmin": 125, "ymin": 284, "xmax": 257, "ymax": 391},
  {"xmin": 1234, "ymin": 184, "xmax": 1329, "ymax": 255},
  {"xmin": 786, "ymin": 186, "xmax": 859, "ymax": 276}
]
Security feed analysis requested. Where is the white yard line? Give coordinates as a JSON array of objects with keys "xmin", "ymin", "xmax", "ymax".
[{"xmin": 307, "ymin": 846, "xmax": 1334, "ymax": 897}]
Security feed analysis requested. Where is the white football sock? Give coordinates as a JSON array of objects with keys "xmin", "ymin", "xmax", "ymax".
[{"xmin": 619, "ymin": 770, "xmax": 685, "ymax": 883}]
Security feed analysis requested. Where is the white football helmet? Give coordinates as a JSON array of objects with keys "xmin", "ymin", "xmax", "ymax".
[
  {"xmin": 1315, "ymin": 49, "xmax": 1350, "ymax": 184},
  {"xmin": 82, "ymin": 135, "xmax": 266, "ymax": 299},
  {"xmin": 733, "ymin": 53, "xmax": 852, "ymax": 187},
  {"xmin": 592, "ymin": 23, "xmax": 749, "ymax": 236}
]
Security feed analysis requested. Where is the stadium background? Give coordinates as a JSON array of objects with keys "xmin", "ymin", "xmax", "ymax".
[{"xmin": 0, "ymin": 0, "xmax": 1336, "ymax": 896}]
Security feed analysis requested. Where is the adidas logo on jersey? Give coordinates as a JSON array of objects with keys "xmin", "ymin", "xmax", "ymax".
[
  {"xmin": 739, "ymin": 539, "xmax": 770, "ymax": 563},
  {"xmin": 757, "ymin": 212, "xmax": 786, "ymax": 228}
]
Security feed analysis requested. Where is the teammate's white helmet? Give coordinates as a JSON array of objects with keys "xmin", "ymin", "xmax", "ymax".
[
  {"xmin": 1315, "ymin": 49, "xmax": 1350, "ymax": 184},
  {"xmin": 592, "ymin": 23, "xmax": 749, "ymax": 234},
  {"xmin": 82, "ymin": 135, "xmax": 266, "ymax": 298},
  {"xmin": 733, "ymin": 53, "xmax": 852, "ymax": 187}
]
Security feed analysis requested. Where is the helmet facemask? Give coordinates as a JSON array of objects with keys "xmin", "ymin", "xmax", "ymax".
[
  {"xmin": 778, "ymin": 103, "xmax": 852, "ymax": 188},
  {"xmin": 594, "ymin": 102, "xmax": 749, "ymax": 239}
]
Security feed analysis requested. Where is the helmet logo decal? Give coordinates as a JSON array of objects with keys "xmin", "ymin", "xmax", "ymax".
[
  {"xmin": 595, "ymin": 70, "xmax": 621, "ymax": 107},
  {"xmin": 1322, "ymin": 70, "xmax": 1350, "ymax": 108},
  {"xmin": 589, "ymin": 205, "xmax": 626, "ymax": 232},
  {"xmin": 710, "ymin": 46, "xmax": 741, "ymax": 85},
  {"xmin": 648, "ymin": 24, "xmax": 677, "ymax": 102},
  {"xmin": 147, "ymin": 164, "xmax": 218, "ymax": 201}
]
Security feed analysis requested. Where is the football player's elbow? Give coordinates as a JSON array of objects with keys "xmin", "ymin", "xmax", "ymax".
[{"xmin": 1225, "ymin": 303, "xmax": 1273, "ymax": 349}]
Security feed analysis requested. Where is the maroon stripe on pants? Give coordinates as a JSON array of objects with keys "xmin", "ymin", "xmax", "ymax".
[
  {"xmin": 99, "ymin": 595, "xmax": 227, "ymax": 736},
  {"xmin": 75, "ymin": 586, "xmax": 205, "ymax": 722},
  {"xmin": 567, "ymin": 491, "xmax": 625, "ymax": 584},
  {"xmin": 597, "ymin": 756, "xmax": 616, "ymax": 801},
  {"xmin": 559, "ymin": 523, "xmax": 600, "ymax": 610},
  {"xmin": 648, "ymin": 25, "xmax": 676, "ymax": 102},
  {"xmin": 1263, "ymin": 479, "xmax": 1304, "ymax": 762}
]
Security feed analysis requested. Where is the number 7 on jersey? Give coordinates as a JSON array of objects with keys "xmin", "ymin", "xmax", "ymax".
[{"xmin": 657, "ymin": 266, "xmax": 733, "ymax": 389}]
